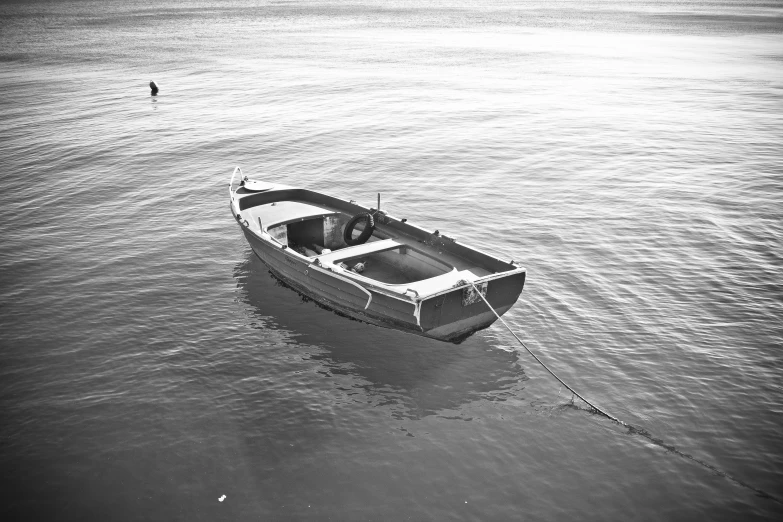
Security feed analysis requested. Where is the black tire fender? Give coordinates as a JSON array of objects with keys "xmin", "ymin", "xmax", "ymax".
[{"xmin": 343, "ymin": 212, "xmax": 375, "ymax": 246}]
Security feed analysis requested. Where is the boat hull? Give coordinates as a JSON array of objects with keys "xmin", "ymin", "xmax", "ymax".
[{"xmin": 239, "ymin": 220, "xmax": 525, "ymax": 343}]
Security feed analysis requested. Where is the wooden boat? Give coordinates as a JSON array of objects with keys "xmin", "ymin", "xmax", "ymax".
[{"xmin": 229, "ymin": 167, "xmax": 526, "ymax": 343}]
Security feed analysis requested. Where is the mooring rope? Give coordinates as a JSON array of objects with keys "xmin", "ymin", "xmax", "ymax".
[
  {"xmin": 468, "ymin": 281, "xmax": 780, "ymax": 504},
  {"xmin": 468, "ymin": 281, "xmax": 624, "ymax": 424}
]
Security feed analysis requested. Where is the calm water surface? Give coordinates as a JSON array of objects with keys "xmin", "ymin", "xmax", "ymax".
[{"xmin": 1, "ymin": 1, "xmax": 782, "ymax": 520}]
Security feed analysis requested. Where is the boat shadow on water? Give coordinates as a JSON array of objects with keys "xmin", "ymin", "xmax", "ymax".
[{"xmin": 233, "ymin": 252, "xmax": 530, "ymax": 421}]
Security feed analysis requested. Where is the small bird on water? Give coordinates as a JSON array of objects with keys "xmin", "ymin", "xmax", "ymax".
[{"xmin": 149, "ymin": 81, "xmax": 159, "ymax": 95}]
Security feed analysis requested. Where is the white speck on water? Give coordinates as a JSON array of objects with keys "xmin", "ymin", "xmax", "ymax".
[{"xmin": 219, "ymin": 495, "xmax": 226, "ymax": 502}]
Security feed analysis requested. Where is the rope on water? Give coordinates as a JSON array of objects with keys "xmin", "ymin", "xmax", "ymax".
[
  {"xmin": 468, "ymin": 281, "xmax": 626, "ymax": 425},
  {"xmin": 468, "ymin": 281, "xmax": 781, "ymax": 504}
]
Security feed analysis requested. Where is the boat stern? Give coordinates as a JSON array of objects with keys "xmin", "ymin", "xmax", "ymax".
[{"xmin": 418, "ymin": 270, "xmax": 526, "ymax": 342}]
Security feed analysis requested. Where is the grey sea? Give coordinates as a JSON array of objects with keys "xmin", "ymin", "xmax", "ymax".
[{"xmin": 1, "ymin": 1, "xmax": 782, "ymax": 520}]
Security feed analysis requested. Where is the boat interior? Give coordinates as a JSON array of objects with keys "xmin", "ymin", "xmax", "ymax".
[{"xmin": 233, "ymin": 184, "xmax": 515, "ymax": 290}]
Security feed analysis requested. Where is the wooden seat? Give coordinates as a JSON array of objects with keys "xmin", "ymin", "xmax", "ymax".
[{"xmin": 316, "ymin": 239, "xmax": 401, "ymax": 265}]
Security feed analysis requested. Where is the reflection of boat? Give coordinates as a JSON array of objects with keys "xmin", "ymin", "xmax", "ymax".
[
  {"xmin": 233, "ymin": 254, "xmax": 528, "ymax": 420},
  {"xmin": 228, "ymin": 167, "xmax": 526, "ymax": 343}
]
